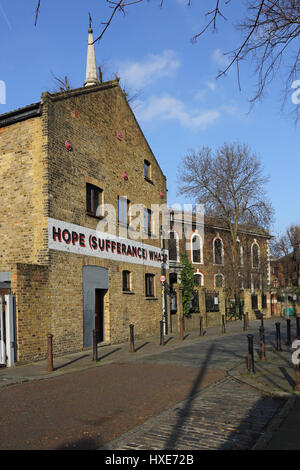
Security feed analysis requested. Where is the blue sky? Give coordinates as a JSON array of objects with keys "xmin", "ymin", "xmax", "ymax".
[{"xmin": 0, "ymin": 0, "xmax": 299, "ymax": 238}]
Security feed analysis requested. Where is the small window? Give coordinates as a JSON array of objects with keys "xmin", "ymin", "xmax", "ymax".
[
  {"xmin": 252, "ymin": 242, "xmax": 260, "ymax": 268},
  {"xmin": 144, "ymin": 160, "xmax": 151, "ymax": 180},
  {"xmin": 144, "ymin": 208, "xmax": 152, "ymax": 236},
  {"xmin": 145, "ymin": 273, "xmax": 155, "ymax": 297},
  {"xmin": 118, "ymin": 196, "xmax": 130, "ymax": 225},
  {"xmin": 214, "ymin": 237, "xmax": 223, "ymax": 265},
  {"xmin": 122, "ymin": 270, "xmax": 131, "ymax": 292},
  {"xmin": 191, "ymin": 234, "xmax": 201, "ymax": 264},
  {"xmin": 214, "ymin": 273, "xmax": 224, "ymax": 288},
  {"xmin": 86, "ymin": 184, "xmax": 102, "ymax": 216},
  {"xmin": 194, "ymin": 273, "xmax": 204, "ymax": 286}
]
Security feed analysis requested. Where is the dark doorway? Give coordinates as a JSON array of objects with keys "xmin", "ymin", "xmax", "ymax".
[{"xmin": 95, "ymin": 289, "xmax": 106, "ymax": 342}]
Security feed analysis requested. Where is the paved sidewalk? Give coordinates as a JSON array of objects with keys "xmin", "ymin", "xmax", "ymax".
[
  {"xmin": 0, "ymin": 318, "xmax": 262, "ymax": 387},
  {"xmin": 1, "ymin": 315, "xmax": 300, "ymax": 450}
]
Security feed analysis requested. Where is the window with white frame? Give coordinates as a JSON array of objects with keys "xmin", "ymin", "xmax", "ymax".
[
  {"xmin": 194, "ymin": 272, "xmax": 204, "ymax": 286},
  {"xmin": 251, "ymin": 241, "xmax": 260, "ymax": 268}
]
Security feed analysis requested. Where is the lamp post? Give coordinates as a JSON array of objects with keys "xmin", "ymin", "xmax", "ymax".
[{"xmin": 160, "ymin": 224, "xmax": 168, "ymax": 336}]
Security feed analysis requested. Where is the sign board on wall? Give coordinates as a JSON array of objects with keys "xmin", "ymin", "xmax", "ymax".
[{"xmin": 48, "ymin": 218, "xmax": 169, "ymax": 269}]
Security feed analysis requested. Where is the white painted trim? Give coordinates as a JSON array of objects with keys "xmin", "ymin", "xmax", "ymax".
[
  {"xmin": 194, "ymin": 271, "xmax": 204, "ymax": 286},
  {"xmin": 5, "ymin": 295, "xmax": 15, "ymax": 367}
]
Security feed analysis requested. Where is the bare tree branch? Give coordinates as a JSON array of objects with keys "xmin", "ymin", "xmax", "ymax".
[
  {"xmin": 33, "ymin": 0, "xmax": 300, "ymax": 122},
  {"xmin": 34, "ymin": 0, "xmax": 41, "ymax": 26},
  {"xmin": 177, "ymin": 142, "xmax": 273, "ymax": 296},
  {"xmin": 93, "ymin": 0, "xmax": 144, "ymax": 44}
]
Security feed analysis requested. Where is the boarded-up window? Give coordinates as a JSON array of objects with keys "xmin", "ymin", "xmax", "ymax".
[{"xmin": 118, "ymin": 196, "xmax": 130, "ymax": 225}]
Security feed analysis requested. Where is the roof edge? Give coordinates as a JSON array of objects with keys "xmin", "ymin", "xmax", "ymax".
[{"xmin": 0, "ymin": 102, "xmax": 42, "ymax": 128}]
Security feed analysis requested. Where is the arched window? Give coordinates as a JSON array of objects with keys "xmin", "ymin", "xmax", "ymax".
[
  {"xmin": 213, "ymin": 236, "xmax": 224, "ymax": 265},
  {"xmin": 194, "ymin": 272, "xmax": 204, "ymax": 287},
  {"xmin": 168, "ymin": 231, "xmax": 179, "ymax": 262},
  {"xmin": 252, "ymin": 241, "xmax": 260, "ymax": 268},
  {"xmin": 214, "ymin": 273, "xmax": 224, "ymax": 288},
  {"xmin": 191, "ymin": 233, "xmax": 202, "ymax": 264}
]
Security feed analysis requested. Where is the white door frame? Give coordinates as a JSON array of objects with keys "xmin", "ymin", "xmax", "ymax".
[
  {"xmin": 0, "ymin": 297, "xmax": 5, "ymax": 365},
  {"xmin": 0, "ymin": 295, "xmax": 16, "ymax": 367}
]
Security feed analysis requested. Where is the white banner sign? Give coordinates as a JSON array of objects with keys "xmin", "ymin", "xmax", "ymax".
[{"xmin": 48, "ymin": 218, "xmax": 169, "ymax": 269}]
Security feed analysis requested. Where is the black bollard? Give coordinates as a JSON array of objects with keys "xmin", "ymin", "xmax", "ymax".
[
  {"xmin": 47, "ymin": 333, "xmax": 54, "ymax": 372},
  {"xmin": 92, "ymin": 329, "xmax": 98, "ymax": 362},
  {"xmin": 222, "ymin": 315, "xmax": 226, "ymax": 334},
  {"xmin": 275, "ymin": 322, "xmax": 282, "ymax": 351},
  {"xmin": 199, "ymin": 316, "xmax": 204, "ymax": 337},
  {"xmin": 129, "ymin": 324, "xmax": 135, "ymax": 352},
  {"xmin": 260, "ymin": 314, "xmax": 264, "ymax": 329},
  {"xmin": 296, "ymin": 317, "xmax": 300, "ymax": 339},
  {"xmin": 160, "ymin": 320, "xmax": 164, "ymax": 346},
  {"xmin": 247, "ymin": 334, "xmax": 255, "ymax": 374},
  {"xmin": 286, "ymin": 319, "xmax": 292, "ymax": 347},
  {"xmin": 259, "ymin": 326, "xmax": 266, "ymax": 361}
]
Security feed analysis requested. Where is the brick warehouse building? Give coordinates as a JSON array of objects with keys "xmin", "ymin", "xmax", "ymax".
[
  {"xmin": 167, "ymin": 211, "xmax": 272, "ymax": 325},
  {"xmin": 0, "ymin": 25, "xmax": 168, "ymax": 364}
]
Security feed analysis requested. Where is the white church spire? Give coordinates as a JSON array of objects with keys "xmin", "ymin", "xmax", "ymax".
[{"xmin": 84, "ymin": 14, "xmax": 98, "ymax": 87}]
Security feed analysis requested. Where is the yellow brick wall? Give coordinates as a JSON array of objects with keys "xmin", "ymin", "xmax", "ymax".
[
  {"xmin": 0, "ymin": 117, "xmax": 48, "ymax": 270},
  {"xmin": 3, "ymin": 81, "xmax": 168, "ymax": 362}
]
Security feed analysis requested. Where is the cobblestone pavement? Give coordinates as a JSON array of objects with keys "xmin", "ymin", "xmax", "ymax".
[
  {"xmin": 0, "ymin": 317, "xmax": 297, "ymax": 450},
  {"xmin": 0, "ymin": 363, "xmax": 225, "ymax": 450},
  {"xmin": 101, "ymin": 376, "xmax": 285, "ymax": 450}
]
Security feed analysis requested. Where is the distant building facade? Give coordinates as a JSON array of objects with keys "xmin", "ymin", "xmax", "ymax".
[
  {"xmin": 168, "ymin": 212, "xmax": 271, "ymax": 292},
  {"xmin": 270, "ymin": 247, "xmax": 300, "ymax": 289}
]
